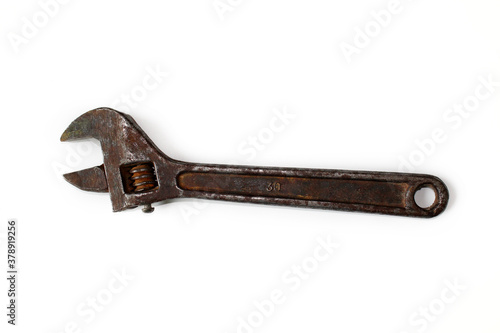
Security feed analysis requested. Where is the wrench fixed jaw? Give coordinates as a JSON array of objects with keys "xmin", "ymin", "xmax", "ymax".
[{"xmin": 60, "ymin": 108, "xmax": 181, "ymax": 212}]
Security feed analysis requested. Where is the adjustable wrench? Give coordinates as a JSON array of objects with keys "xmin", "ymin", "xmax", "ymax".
[{"xmin": 60, "ymin": 108, "xmax": 449, "ymax": 217}]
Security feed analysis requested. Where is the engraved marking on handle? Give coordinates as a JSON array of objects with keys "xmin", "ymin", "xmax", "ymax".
[{"xmin": 266, "ymin": 182, "xmax": 281, "ymax": 192}]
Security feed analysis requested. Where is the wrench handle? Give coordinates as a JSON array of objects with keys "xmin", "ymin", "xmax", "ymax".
[{"xmin": 175, "ymin": 164, "xmax": 448, "ymax": 218}]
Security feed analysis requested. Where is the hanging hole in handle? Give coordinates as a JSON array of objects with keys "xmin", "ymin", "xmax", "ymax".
[{"xmin": 414, "ymin": 184, "xmax": 438, "ymax": 210}]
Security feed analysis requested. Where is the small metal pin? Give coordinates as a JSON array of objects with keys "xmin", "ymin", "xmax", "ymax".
[{"xmin": 142, "ymin": 203, "xmax": 154, "ymax": 213}]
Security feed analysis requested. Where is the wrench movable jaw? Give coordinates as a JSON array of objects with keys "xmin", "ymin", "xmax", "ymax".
[{"xmin": 63, "ymin": 165, "xmax": 108, "ymax": 192}]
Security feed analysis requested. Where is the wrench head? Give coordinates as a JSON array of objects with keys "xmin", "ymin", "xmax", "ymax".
[{"xmin": 61, "ymin": 108, "xmax": 178, "ymax": 212}]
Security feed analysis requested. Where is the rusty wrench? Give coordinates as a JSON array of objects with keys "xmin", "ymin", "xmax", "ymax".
[{"xmin": 60, "ymin": 108, "xmax": 449, "ymax": 217}]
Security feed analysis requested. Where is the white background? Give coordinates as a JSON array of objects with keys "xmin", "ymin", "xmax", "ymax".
[{"xmin": 1, "ymin": 0, "xmax": 499, "ymax": 332}]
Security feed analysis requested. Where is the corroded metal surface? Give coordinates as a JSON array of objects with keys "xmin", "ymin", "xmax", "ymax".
[{"xmin": 61, "ymin": 108, "xmax": 449, "ymax": 217}]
